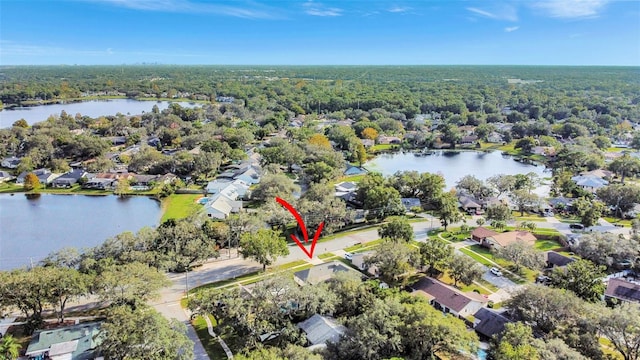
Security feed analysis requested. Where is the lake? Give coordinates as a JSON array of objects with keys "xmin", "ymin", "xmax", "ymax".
[
  {"xmin": 365, "ymin": 150, "xmax": 548, "ymax": 190},
  {"xmin": 0, "ymin": 194, "xmax": 162, "ymax": 270},
  {"xmin": 0, "ymin": 99, "xmax": 199, "ymax": 128}
]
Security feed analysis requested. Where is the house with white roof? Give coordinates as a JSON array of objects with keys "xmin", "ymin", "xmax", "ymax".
[{"xmin": 571, "ymin": 175, "xmax": 608, "ymax": 192}]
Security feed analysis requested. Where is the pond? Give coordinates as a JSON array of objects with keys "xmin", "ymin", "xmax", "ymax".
[
  {"xmin": 0, "ymin": 99, "xmax": 200, "ymax": 128},
  {"xmin": 365, "ymin": 150, "xmax": 548, "ymax": 190},
  {"xmin": 0, "ymin": 194, "xmax": 162, "ymax": 270}
]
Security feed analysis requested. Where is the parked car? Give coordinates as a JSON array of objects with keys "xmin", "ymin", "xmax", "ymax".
[
  {"xmin": 490, "ymin": 267, "xmax": 503, "ymax": 276},
  {"xmin": 536, "ymin": 275, "xmax": 552, "ymax": 285},
  {"xmin": 344, "ymin": 252, "xmax": 353, "ymax": 261},
  {"xmin": 569, "ymin": 223, "xmax": 585, "ymax": 230}
]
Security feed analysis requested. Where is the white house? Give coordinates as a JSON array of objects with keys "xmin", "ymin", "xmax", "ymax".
[{"xmin": 1, "ymin": 156, "xmax": 21, "ymax": 169}]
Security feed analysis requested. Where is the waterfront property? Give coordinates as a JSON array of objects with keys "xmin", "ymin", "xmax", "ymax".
[{"xmin": 25, "ymin": 322, "xmax": 102, "ymax": 360}]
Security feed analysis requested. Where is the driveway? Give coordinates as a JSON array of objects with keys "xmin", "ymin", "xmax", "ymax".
[{"xmin": 482, "ymin": 269, "xmax": 518, "ymax": 290}]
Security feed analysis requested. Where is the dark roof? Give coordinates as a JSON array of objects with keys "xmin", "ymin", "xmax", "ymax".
[
  {"xmin": 412, "ymin": 277, "xmax": 486, "ymax": 313},
  {"xmin": 54, "ymin": 169, "xmax": 86, "ymax": 182},
  {"xmin": 474, "ymin": 308, "xmax": 511, "ymax": 338},
  {"xmin": 546, "ymin": 251, "xmax": 575, "ymax": 267},
  {"xmin": 606, "ymin": 278, "xmax": 640, "ymax": 303},
  {"xmin": 294, "ymin": 261, "xmax": 360, "ymax": 285}
]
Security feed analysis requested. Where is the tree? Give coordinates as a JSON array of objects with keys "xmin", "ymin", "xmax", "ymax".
[
  {"xmin": 494, "ymin": 241, "xmax": 545, "ymax": 273},
  {"xmin": 631, "ymin": 131, "xmax": 640, "ymax": 151},
  {"xmin": 98, "ymin": 305, "xmax": 193, "ymax": 360},
  {"xmin": 608, "ymin": 154, "xmax": 640, "ymax": 184},
  {"xmin": 549, "ymin": 259, "xmax": 606, "ymax": 302},
  {"xmin": 476, "ymin": 217, "xmax": 486, "ymax": 226},
  {"xmin": 597, "ymin": 184, "xmax": 640, "ymax": 218},
  {"xmin": 491, "ymin": 220, "xmax": 507, "ymax": 231},
  {"xmin": 239, "ymin": 229, "xmax": 289, "ymax": 271},
  {"xmin": 364, "ymin": 240, "xmax": 418, "ymax": 286},
  {"xmin": 0, "ymin": 267, "xmax": 57, "ymax": 333},
  {"xmin": 438, "ymin": 191, "xmax": 463, "ymax": 231},
  {"xmin": 490, "ymin": 322, "xmax": 540, "ymax": 360},
  {"xmin": 448, "ymin": 254, "xmax": 484, "ymax": 287},
  {"xmin": 361, "ymin": 127, "xmax": 379, "ymax": 140},
  {"xmin": 0, "ymin": 335, "xmax": 21, "ymax": 360},
  {"xmin": 511, "ymin": 189, "xmax": 540, "ymax": 216},
  {"xmin": 308, "ymin": 133, "xmax": 331, "ymax": 149},
  {"xmin": 418, "ymin": 238, "xmax": 454, "ymax": 275},
  {"xmin": 96, "ymin": 262, "xmax": 170, "ymax": 307},
  {"xmin": 378, "ymin": 217, "xmax": 413, "ymax": 243},
  {"xmin": 47, "ymin": 267, "xmax": 90, "ymax": 323},
  {"xmin": 515, "ymin": 137, "xmax": 536, "ymax": 154},
  {"xmin": 597, "ymin": 303, "xmax": 640, "ymax": 360},
  {"xmin": 487, "ymin": 174, "xmax": 517, "ymax": 197},
  {"xmin": 486, "ymin": 203, "xmax": 513, "ymax": 222},
  {"xmin": 326, "ymin": 295, "xmax": 477, "ymax": 360},
  {"xmin": 251, "ymin": 173, "xmax": 300, "ymax": 202},
  {"xmin": 573, "ymin": 232, "xmax": 639, "ymax": 268},
  {"xmin": 23, "ymin": 172, "xmax": 40, "ymax": 191},
  {"xmin": 154, "ymin": 217, "xmax": 219, "ymax": 271},
  {"xmin": 234, "ymin": 345, "xmax": 323, "ymax": 360},
  {"xmin": 573, "ymin": 197, "xmax": 606, "ymax": 227},
  {"xmin": 356, "ymin": 142, "xmax": 367, "ymax": 166},
  {"xmin": 456, "ymin": 175, "xmax": 494, "ymax": 200},
  {"xmin": 114, "ymin": 177, "xmax": 129, "ymax": 197}
]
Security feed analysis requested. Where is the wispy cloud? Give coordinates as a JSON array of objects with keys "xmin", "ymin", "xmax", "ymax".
[
  {"xmin": 0, "ymin": 41, "xmax": 202, "ymax": 58},
  {"xmin": 388, "ymin": 6, "xmax": 411, "ymax": 13},
  {"xmin": 303, "ymin": 1, "xmax": 342, "ymax": 16},
  {"xmin": 466, "ymin": 5, "xmax": 518, "ymax": 21},
  {"xmin": 533, "ymin": 0, "xmax": 609, "ymax": 18},
  {"xmin": 505, "ymin": 26, "xmax": 520, "ymax": 32},
  {"xmin": 87, "ymin": 0, "xmax": 279, "ymax": 19}
]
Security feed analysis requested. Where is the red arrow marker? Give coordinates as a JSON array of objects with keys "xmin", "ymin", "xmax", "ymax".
[{"xmin": 275, "ymin": 197, "xmax": 324, "ymax": 259}]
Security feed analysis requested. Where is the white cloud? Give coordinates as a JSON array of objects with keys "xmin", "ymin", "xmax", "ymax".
[
  {"xmin": 533, "ymin": 0, "xmax": 609, "ymax": 18},
  {"xmin": 388, "ymin": 6, "xmax": 411, "ymax": 13},
  {"xmin": 87, "ymin": 0, "xmax": 279, "ymax": 19},
  {"xmin": 466, "ymin": 5, "xmax": 518, "ymax": 22},
  {"xmin": 504, "ymin": 26, "xmax": 520, "ymax": 32},
  {"xmin": 303, "ymin": 1, "xmax": 342, "ymax": 16}
]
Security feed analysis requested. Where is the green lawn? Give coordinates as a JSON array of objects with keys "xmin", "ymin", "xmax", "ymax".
[
  {"xmin": 603, "ymin": 217, "xmax": 633, "ymax": 227},
  {"xmin": 191, "ymin": 315, "xmax": 226, "ymax": 359},
  {"xmin": 318, "ymin": 252, "xmax": 335, "ymax": 260},
  {"xmin": 0, "ymin": 182, "xmax": 25, "ymax": 193},
  {"xmin": 161, "ymin": 194, "xmax": 203, "ymax": 222},
  {"xmin": 534, "ymin": 239, "xmax": 563, "ymax": 251},
  {"xmin": 370, "ymin": 144, "xmax": 394, "ymax": 152},
  {"xmin": 344, "ymin": 239, "xmax": 383, "ymax": 252},
  {"xmin": 460, "ymin": 248, "xmax": 494, "ymax": 267}
]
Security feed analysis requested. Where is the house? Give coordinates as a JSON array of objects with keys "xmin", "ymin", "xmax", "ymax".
[
  {"xmin": 351, "ymin": 252, "xmax": 378, "ymax": 277},
  {"xmin": 483, "ymin": 231, "xmax": 537, "ymax": 249},
  {"xmin": 1, "ymin": 156, "xmax": 21, "ymax": 169},
  {"xmin": 83, "ymin": 177, "xmax": 116, "ymax": 190},
  {"xmin": 0, "ymin": 170, "xmax": 14, "ymax": 183},
  {"xmin": 548, "ymin": 197, "xmax": 575, "ymax": 212},
  {"xmin": 344, "ymin": 165, "xmax": 368, "ymax": 176},
  {"xmin": 571, "ymin": 175, "xmax": 608, "ymax": 192},
  {"xmin": 580, "ymin": 169, "xmax": 614, "ymax": 179},
  {"xmin": 531, "ymin": 146, "xmax": 556, "ymax": 157},
  {"xmin": 51, "ymin": 169, "xmax": 87, "ymax": 188},
  {"xmin": 459, "ymin": 196, "xmax": 482, "ymax": 214},
  {"xmin": 334, "ymin": 181, "xmax": 357, "ymax": 195},
  {"xmin": 401, "ymin": 198, "xmax": 421, "ymax": 211},
  {"xmin": 460, "ymin": 135, "xmax": 479, "ymax": 146},
  {"xmin": 377, "ymin": 136, "xmax": 401, "ymax": 145},
  {"xmin": 204, "ymin": 193, "xmax": 242, "ymax": 220},
  {"xmin": 411, "ymin": 277, "xmax": 488, "ymax": 318},
  {"xmin": 605, "ymin": 278, "xmax": 640, "ymax": 304},
  {"xmin": 294, "ymin": 261, "xmax": 361, "ymax": 286},
  {"xmin": 206, "ymin": 179, "xmax": 249, "ymax": 198},
  {"xmin": 486, "ymin": 132, "xmax": 504, "ymax": 144},
  {"xmin": 16, "ymin": 168, "xmax": 59, "ymax": 185},
  {"xmin": 545, "ymin": 251, "xmax": 575, "ymax": 269},
  {"xmin": 25, "ymin": 322, "xmax": 102, "ymax": 360},
  {"xmin": 360, "ymin": 139, "xmax": 375, "ymax": 148},
  {"xmin": 471, "ymin": 227, "xmax": 499, "ymax": 245},
  {"xmin": 297, "ymin": 314, "xmax": 346, "ymax": 348},
  {"xmin": 473, "ymin": 308, "xmax": 512, "ymax": 340}
]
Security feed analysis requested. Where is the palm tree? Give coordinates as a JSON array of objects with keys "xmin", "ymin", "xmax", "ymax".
[{"xmin": 0, "ymin": 334, "xmax": 21, "ymax": 360}]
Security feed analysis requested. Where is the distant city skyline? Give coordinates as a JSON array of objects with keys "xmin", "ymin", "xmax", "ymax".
[{"xmin": 1, "ymin": 0, "xmax": 639, "ymax": 66}]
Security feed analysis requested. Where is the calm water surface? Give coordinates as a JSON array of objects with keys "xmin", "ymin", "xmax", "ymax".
[
  {"xmin": 0, "ymin": 194, "xmax": 162, "ymax": 270},
  {"xmin": 0, "ymin": 99, "xmax": 199, "ymax": 128},
  {"xmin": 366, "ymin": 150, "xmax": 547, "ymax": 189}
]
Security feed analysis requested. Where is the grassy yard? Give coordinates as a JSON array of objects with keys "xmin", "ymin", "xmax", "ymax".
[
  {"xmin": 437, "ymin": 272, "xmax": 493, "ymax": 295},
  {"xmin": 344, "ymin": 239, "xmax": 383, "ymax": 253},
  {"xmin": 318, "ymin": 252, "xmax": 335, "ymax": 259},
  {"xmin": 0, "ymin": 182, "xmax": 26, "ymax": 193},
  {"xmin": 460, "ymin": 248, "xmax": 494, "ymax": 267},
  {"xmin": 534, "ymin": 239, "xmax": 564, "ymax": 251},
  {"xmin": 161, "ymin": 194, "xmax": 203, "ymax": 222},
  {"xmin": 603, "ymin": 217, "xmax": 633, "ymax": 227},
  {"xmin": 191, "ymin": 315, "xmax": 226, "ymax": 359}
]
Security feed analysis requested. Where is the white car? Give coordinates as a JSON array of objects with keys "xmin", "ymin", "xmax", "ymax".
[
  {"xmin": 344, "ymin": 252, "xmax": 353, "ymax": 261},
  {"xmin": 490, "ymin": 267, "xmax": 503, "ymax": 277}
]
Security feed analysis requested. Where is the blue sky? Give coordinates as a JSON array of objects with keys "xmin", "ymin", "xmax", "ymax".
[{"xmin": 1, "ymin": 0, "xmax": 639, "ymax": 65}]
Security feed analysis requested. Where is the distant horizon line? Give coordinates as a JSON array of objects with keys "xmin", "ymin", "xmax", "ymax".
[{"xmin": 1, "ymin": 63, "xmax": 639, "ymax": 67}]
